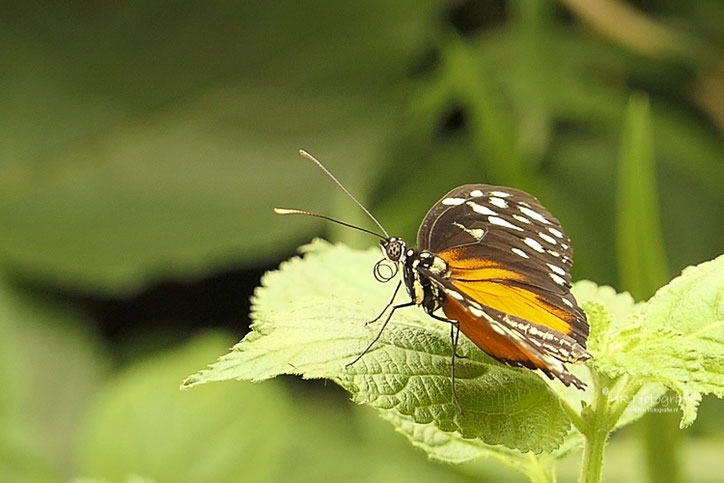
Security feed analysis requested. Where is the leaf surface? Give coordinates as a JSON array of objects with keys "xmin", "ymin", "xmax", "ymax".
[
  {"xmin": 185, "ymin": 240, "xmax": 572, "ymax": 453},
  {"xmin": 585, "ymin": 256, "xmax": 724, "ymax": 427}
]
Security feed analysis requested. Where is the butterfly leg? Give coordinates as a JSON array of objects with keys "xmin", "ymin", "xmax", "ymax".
[
  {"xmin": 365, "ymin": 280, "xmax": 402, "ymax": 326},
  {"xmin": 429, "ymin": 312, "xmax": 464, "ymax": 415},
  {"xmin": 346, "ymin": 299, "xmax": 416, "ymax": 369}
]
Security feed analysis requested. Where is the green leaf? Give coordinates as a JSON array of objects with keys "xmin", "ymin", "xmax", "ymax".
[
  {"xmin": 0, "ymin": 280, "xmax": 40, "ymax": 483},
  {"xmin": 0, "ymin": 1, "xmax": 444, "ymax": 293},
  {"xmin": 589, "ymin": 255, "xmax": 724, "ymax": 428},
  {"xmin": 616, "ymin": 93, "xmax": 669, "ymax": 301},
  {"xmin": 77, "ymin": 333, "xmax": 293, "ymax": 482},
  {"xmin": 184, "ymin": 240, "xmax": 572, "ymax": 454},
  {"xmin": 379, "ymin": 410, "xmax": 565, "ymax": 482},
  {"xmin": 78, "ymin": 333, "xmax": 470, "ymax": 483},
  {"xmin": 572, "ymin": 280, "xmax": 642, "ymax": 357},
  {"xmin": 0, "ymin": 277, "xmax": 107, "ymax": 481},
  {"xmin": 337, "ymin": 281, "xmax": 667, "ymax": 478},
  {"xmin": 0, "ymin": 280, "xmax": 21, "ymax": 436},
  {"xmin": 615, "ymin": 92, "xmax": 683, "ymax": 483},
  {"xmin": 441, "ymin": 33, "xmax": 528, "ymax": 188},
  {"xmin": 536, "ymin": 282, "xmax": 666, "ymax": 434}
]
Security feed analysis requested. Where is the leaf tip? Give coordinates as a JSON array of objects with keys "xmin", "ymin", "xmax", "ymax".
[{"xmin": 180, "ymin": 373, "xmax": 204, "ymax": 390}]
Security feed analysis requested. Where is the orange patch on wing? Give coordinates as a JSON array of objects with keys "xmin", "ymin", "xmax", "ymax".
[
  {"xmin": 454, "ymin": 279, "xmax": 573, "ymax": 336},
  {"xmin": 439, "ymin": 248, "xmax": 575, "ymax": 336},
  {"xmin": 440, "ymin": 248, "xmax": 498, "ymax": 267},
  {"xmin": 442, "ymin": 298, "xmax": 531, "ymax": 364},
  {"xmin": 440, "ymin": 249, "xmax": 525, "ymax": 282}
]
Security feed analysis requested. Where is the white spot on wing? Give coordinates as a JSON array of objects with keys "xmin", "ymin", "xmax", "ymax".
[
  {"xmin": 470, "ymin": 189, "xmax": 484, "ymax": 197},
  {"xmin": 547, "ymin": 263, "xmax": 566, "ymax": 276},
  {"xmin": 488, "ymin": 216, "xmax": 524, "ymax": 231},
  {"xmin": 490, "ymin": 190, "xmax": 511, "ymax": 198},
  {"xmin": 562, "ymin": 298, "xmax": 574, "ymax": 308},
  {"xmin": 469, "ymin": 306, "xmax": 485, "ymax": 318},
  {"xmin": 512, "ymin": 247, "xmax": 529, "ymax": 259},
  {"xmin": 547, "ymin": 250, "xmax": 560, "ymax": 258},
  {"xmin": 547, "ymin": 226, "xmax": 564, "ymax": 238},
  {"xmin": 512, "ymin": 214, "xmax": 530, "ymax": 224},
  {"xmin": 550, "ymin": 273, "xmax": 567, "ymax": 285},
  {"xmin": 519, "ymin": 206, "xmax": 550, "ymax": 224},
  {"xmin": 523, "ymin": 237, "xmax": 545, "ymax": 253},
  {"xmin": 453, "ymin": 221, "xmax": 485, "ymax": 241},
  {"xmin": 442, "ymin": 197, "xmax": 465, "ymax": 205},
  {"xmin": 447, "ymin": 289, "xmax": 465, "ymax": 301},
  {"xmin": 539, "ymin": 232, "xmax": 557, "ymax": 244},
  {"xmin": 466, "ymin": 201, "xmax": 497, "ymax": 216},
  {"xmin": 489, "ymin": 197, "xmax": 508, "ymax": 209}
]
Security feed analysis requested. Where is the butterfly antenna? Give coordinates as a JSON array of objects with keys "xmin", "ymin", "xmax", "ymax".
[
  {"xmin": 297, "ymin": 149, "xmax": 389, "ymax": 238},
  {"xmin": 273, "ymin": 208, "xmax": 386, "ymax": 240}
]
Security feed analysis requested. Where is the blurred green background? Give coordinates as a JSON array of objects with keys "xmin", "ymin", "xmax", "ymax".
[{"xmin": 0, "ymin": 1, "xmax": 722, "ymax": 482}]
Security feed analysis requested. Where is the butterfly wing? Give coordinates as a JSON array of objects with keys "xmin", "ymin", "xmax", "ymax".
[
  {"xmin": 417, "ymin": 184, "xmax": 591, "ymax": 387},
  {"xmin": 418, "ymin": 265, "xmax": 590, "ymax": 388}
]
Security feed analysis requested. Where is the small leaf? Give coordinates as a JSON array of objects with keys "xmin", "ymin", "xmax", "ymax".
[
  {"xmin": 589, "ymin": 255, "xmax": 724, "ymax": 427},
  {"xmin": 380, "ymin": 410, "xmax": 493, "ymax": 464},
  {"xmin": 616, "ymin": 93, "xmax": 669, "ymax": 301},
  {"xmin": 572, "ymin": 280, "xmax": 642, "ymax": 356},
  {"xmin": 547, "ymin": 281, "xmax": 666, "ymax": 431},
  {"xmin": 379, "ymin": 404, "xmax": 585, "ymax": 482},
  {"xmin": 185, "ymin": 240, "xmax": 572, "ymax": 454}
]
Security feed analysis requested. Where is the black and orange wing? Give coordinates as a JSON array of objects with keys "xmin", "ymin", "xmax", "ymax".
[{"xmin": 417, "ymin": 184, "xmax": 591, "ymax": 388}]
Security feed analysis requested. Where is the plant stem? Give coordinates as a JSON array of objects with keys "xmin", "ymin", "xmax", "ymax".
[
  {"xmin": 559, "ymin": 396, "xmax": 590, "ymax": 434},
  {"xmin": 472, "ymin": 450, "xmax": 557, "ymax": 483},
  {"xmin": 525, "ymin": 453, "xmax": 557, "ymax": 483},
  {"xmin": 580, "ymin": 427, "xmax": 608, "ymax": 483},
  {"xmin": 578, "ymin": 373, "xmax": 613, "ymax": 483}
]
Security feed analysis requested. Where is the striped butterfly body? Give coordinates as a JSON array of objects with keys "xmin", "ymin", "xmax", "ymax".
[
  {"xmin": 277, "ymin": 151, "xmax": 592, "ymax": 409},
  {"xmin": 381, "ymin": 184, "xmax": 591, "ymax": 390}
]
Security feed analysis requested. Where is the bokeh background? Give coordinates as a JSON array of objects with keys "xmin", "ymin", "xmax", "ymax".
[{"xmin": 1, "ymin": 1, "xmax": 722, "ymax": 481}]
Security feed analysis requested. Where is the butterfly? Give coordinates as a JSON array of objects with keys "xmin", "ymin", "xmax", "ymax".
[{"xmin": 276, "ymin": 150, "xmax": 592, "ymax": 409}]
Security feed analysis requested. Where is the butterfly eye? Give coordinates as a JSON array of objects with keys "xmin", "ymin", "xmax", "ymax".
[
  {"xmin": 382, "ymin": 237, "xmax": 406, "ymax": 262},
  {"xmin": 373, "ymin": 258, "xmax": 398, "ymax": 282}
]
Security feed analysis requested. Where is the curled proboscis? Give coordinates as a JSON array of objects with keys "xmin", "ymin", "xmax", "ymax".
[{"xmin": 373, "ymin": 258, "xmax": 398, "ymax": 283}]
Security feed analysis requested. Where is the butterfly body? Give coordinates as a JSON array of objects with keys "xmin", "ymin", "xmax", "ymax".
[
  {"xmin": 381, "ymin": 184, "xmax": 592, "ymax": 390},
  {"xmin": 383, "ymin": 238, "xmax": 447, "ymax": 313}
]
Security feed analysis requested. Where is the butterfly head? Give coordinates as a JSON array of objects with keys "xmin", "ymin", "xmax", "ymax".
[
  {"xmin": 381, "ymin": 237, "xmax": 406, "ymax": 263},
  {"xmin": 371, "ymin": 237, "xmax": 406, "ymax": 283}
]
